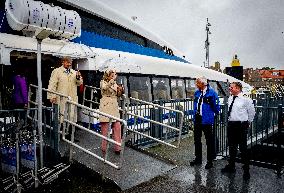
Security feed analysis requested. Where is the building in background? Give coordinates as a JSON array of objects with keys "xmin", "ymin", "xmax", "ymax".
[
  {"xmin": 243, "ymin": 68, "xmax": 284, "ymax": 88},
  {"xmin": 259, "ymin": 69, "xmax": 284, "ymax": 87},
  {"xmin": 224, "ymin": 54, "xmax": 243, "ymax": 81},
  {"xmin": 243, "ymin": 68, "xmax": 262, "ymax": 88},
  {"xmin": 209, "ymin": 61, "xmax": 222, "ymax": 72}
]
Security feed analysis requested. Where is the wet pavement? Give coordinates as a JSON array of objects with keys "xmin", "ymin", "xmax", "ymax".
[
  {"xmin": 122, "ymin": 135, "xmax": 284, "ymax": 193},
  {"xmin": 28, "ymin": 134, "xmax": 283, "ymax": 193},
  {"xmin": 124, "ymin": 160, "xmax": 284, "ymax": 193}
]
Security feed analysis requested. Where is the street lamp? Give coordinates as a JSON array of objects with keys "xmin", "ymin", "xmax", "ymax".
[{"xmin": 204, "ymin": 18, "xmax": 211, "ymax": 68}]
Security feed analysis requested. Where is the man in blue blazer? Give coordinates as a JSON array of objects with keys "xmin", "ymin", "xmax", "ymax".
[{"xmin": 190, "ymin": 76, "xmax": 220, "ymax": 169}]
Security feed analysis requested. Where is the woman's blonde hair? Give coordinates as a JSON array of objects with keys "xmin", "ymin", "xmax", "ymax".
[{"xmin": 102, "ymin": 69, "xmax": 116, "ymax": 81}]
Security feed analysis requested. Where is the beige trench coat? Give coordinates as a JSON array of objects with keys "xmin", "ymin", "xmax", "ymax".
[
  {"xmin": 47, "ymin": 66, "xmax": 83, "ymax": 123},
  {"xmin": 99, "ymin": 79, "xmax": 120, "ymax": 122}
]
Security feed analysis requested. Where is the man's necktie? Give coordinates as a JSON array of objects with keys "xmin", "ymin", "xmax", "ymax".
[
  {"xmin": 228, "ymin": 96, "xmax": 237, "ymax": 118},
  {"xmin": 197, "ymin": 93, "xmax": 204, "ymax": 115}
]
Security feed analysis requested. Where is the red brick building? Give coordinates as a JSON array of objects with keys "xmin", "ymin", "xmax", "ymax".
[{"xmin": 244, "ymin": 69, "xmax": 284, "ymax": 88}]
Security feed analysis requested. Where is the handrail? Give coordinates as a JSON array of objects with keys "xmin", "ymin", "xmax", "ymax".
[
  {"xmin": 67, "ymin": 100, "xmax": 127, "ymax": 125},
  {"xmin": 82, "ymin": 85, "xmax": 101, "ymax": 129},
  {"xmin": 28, "ymin": 84, "xmax": 70, "ymax": 170},
  {"xmin": 29, "ymin": 84, "xmax": 70, "ymax": 99},
  {"xmin": 125, "ymin": 98, "xmax": 184, "ymax": 148},
  {"xmin": 126, "ymin": 111, "xmax": 179, "ymax": 131},
  {"xmin": 128, "ymin": 95, "xmax": 185, "ymax": 115},
  {"xmin": 84, "ymin": 85, "xmax": 100, "ymax": 90},
  {"xmin": 83, "ymin": 85, "xmax": 100, "ymax": 106},
  {"xmin": 82, "ymin": 85, "xmax": 184, "ymax": 148},
  {"xmin": 28, "ymin": 84, "xmax": 72, "ymax": 118},
  {"xmin": 62, "ymin": 100, "xmax": 127, "ymax": 169}
]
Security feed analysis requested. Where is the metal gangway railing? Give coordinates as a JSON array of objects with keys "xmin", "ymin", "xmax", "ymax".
[
  {"xmin": 27, "ymin": 84, "xmax": 185, "ymax": 173},
  {"xmin": 62, "ymin": 100, "xmax": 127, "ymax": 169},
  {"xmin": 82, "ymin": 85, "xmax": 184, "ymax": 149},
  {"xmin": 214, "ymin": 102, "xmax": 283, "ymax": 176},
  {"xmin": 26, "ymin": 85, "xmax": 73, "ymax": 188},
  {"xmin": 28, "ymin": 84, "xmax": 70, "ymax": 118},
  {"xmin": 29, "ymin": 85, "xmax": 128, "ymax": 170},
  {"xmin": 128, "ymin": 97, "xmax": 194, "ymax": 146},
  {"xmin": 82, "ymin": 85, "xmax": 101, "ymax": 130},
  {"xmin": 0, "ymin": 107, "xmax": 70, "ymax": 193},
  {"xmin": 126, "ymin": 96, "xmax": 184, "ymax": 148},
  {"xmin": 83, "ymin": 85, "xmax": 100, "ymax": 108},
  {"xmin": 28, "ymin": 84, "xmax": 72, "ymax": 141}
]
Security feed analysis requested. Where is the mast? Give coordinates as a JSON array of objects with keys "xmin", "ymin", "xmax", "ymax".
[{"xmin": 204, "ymin": 18, "xmax": 211, "ymax": 68}]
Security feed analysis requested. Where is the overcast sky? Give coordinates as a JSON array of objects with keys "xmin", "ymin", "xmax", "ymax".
[{"xmin": 97, "ymin": 0, "xmax": 284, "ymax": 69}]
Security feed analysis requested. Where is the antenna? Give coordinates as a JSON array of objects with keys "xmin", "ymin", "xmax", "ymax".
[{"xmin": 204, "ymin": 18, "xmax": 211, "ymax": 68}]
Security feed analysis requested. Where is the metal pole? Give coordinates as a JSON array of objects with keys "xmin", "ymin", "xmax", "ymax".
[
  {"xmin": 37, "ymin": 39, "xmax": 44, "ymax": 168},
  {"xmin": 224, "ymin": 79, "xmax": 229, "ymax": 156},
  {"xmin": 16, "ymin": 127, "xmax": 22, "ymax": 193},
  {"xmin": 206, "ymin": 19, "xmax": 209, "ymax": 67},
  {"xmin": 0, "ymin": 64, "xmax": 3, "ymax": 109},
  {"xmin": 205, "ymin": 18, "xmax": 211, "ymax": 68},
  {"xmin": 53, "ymin": 104, "xmax": 59, "ymax": 161},
  {"xmin": 33, "ymin": 117, "xmax": 39, "ymax": 188},
  {"xmin": 277, "ymin": 104, "xmax": 283, "ymax": 176}
]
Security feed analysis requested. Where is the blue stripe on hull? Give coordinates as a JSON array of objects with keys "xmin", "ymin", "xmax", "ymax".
[
  {"xmin": 72, "ymin": 30, "xmax": 188, "ymax": 63},
  {"xmin": 0, "ymin": 9, "xmax": 188, "ymax": 63}
]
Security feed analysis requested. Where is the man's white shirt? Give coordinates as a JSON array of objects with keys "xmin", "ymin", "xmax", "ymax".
[{"xmin": 228, "ymin": 93, "xmax": 255, "ymax": 122}]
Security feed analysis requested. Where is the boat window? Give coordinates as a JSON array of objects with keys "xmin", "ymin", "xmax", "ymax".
[
  {"xmin": 152, "ymin": 78, "xmax": 170, "ymax": 101},
  {"xmin": 185, "ymin": 79, "xmax": 196, "ymax": 98},
  {"xmin": 171, "ymin": 79, "xmax": 185, "ymax": 99},
  {"xmin": 129, "ymin": 76, "xmax": 152, "ymax": 101}
]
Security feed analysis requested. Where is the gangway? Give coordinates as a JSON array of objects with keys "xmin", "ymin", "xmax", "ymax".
[
  {"xmin": 61, "ymin": 100, "xmax": 128, "ymax": 169},
  {"xmin": 60, "ymin": 99, "xmax": 178, "ymax": 190},
  {"xmin": 55, "ymin": 85, "xmax": 184, "ymax": 189},
  {"xmin": 26, "ymin": 84, "xmax": 185, "ymax": 190}
]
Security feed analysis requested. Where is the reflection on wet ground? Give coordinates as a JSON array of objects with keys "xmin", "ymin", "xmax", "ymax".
[
  {"xmin": 124, "ymin": 135, "xmax": 284, "ymax": 193},
  {"xmin": 28, "ymin": 136, "xmax": 283, "ymax": 193},
  {"xmin": 124, "ymin": 161, "xmax": 283, "ymax": 193}
]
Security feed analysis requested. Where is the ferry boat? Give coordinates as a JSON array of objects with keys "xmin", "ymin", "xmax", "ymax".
[{"xmin": 0, "ymin": 0, "xmax": 252, "ymax": 110}]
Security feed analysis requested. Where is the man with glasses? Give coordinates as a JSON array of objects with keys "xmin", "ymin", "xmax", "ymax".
[{"xmin": 190, "ymin": 76, "xmax": 220, "ymax": 169}]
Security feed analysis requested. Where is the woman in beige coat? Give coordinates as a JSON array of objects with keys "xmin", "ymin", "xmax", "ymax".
[{"xmin": 99, "ymin": 69, "xmax": 122, "ymax": 154}]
